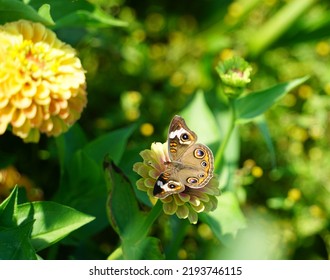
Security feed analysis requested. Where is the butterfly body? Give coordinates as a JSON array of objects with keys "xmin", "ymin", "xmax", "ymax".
[{"xmin": 153, "ymin": 115, "xmax": 214, "ymax": 199}]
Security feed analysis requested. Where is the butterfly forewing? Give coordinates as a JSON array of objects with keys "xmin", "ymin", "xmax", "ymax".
[{"xmin": 167, "ymin": 116, "xmax": 197, "ymax": 161}]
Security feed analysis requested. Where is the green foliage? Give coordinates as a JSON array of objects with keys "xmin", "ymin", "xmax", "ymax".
[
  {"xmin": 0, "ymin": 187, "xmax": 94, "ymax": 259},
  {"xmin": 0, "ymin": 0, "xmax": 53, "ymax": 25},
  {"xmin": 236, "ymin": 77, "xmax": 309, "ymax": 122},
  {"xmin": 28, "ymin": 0, "xmax": 127, "ymax": 28},
  {"xmin": 1, "ymin": 0, "xmax": 330, "ymax": 260},
  {"xmin": 104, "ymin": 159, "xmax": 164, "ymax": 259},
  {"xmin": 200, "ymin": 192, "xmax": 247, "ymax": 245},
  {"xmin": 0, "ymin": 0, "xmax": 126, "ymax": 28}
]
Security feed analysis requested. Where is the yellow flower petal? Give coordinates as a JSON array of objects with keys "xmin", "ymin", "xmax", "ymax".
[
  {"xmin": 173, "ymin": 194, "xmax": 186, "ymax": 206},
  {"xmin": 191, "ymin": 203, "xmax": 205, "ymax": 213},
  {"xmin": 136, "ymin": 178, "xmax": 148, "ymax": 192},
  {"xmin": 11, "ymin": 93, "xmax": 32, "ymax": 109},
  {"xmin": 12, "ymin": 119, "xmax": 30, "ymax": 138},
  {"xmin": 0, "ymin": 106, "xmax": 15, "ymax": 123},
  {"xmin": 24, "ymin": 103, "xmax": 37, "ymax": 119},
  {"xmin": 188, "ymin": 211, "xmax": 198, "ymax": 224},
  {"xmin": 0, "ymin": 97, "xmax": 9, "ymax": 108},
  {"xmin": 39, "ymin": 118, "xmax": 53, "ymax": 133},
  {"xmin": 50, "ymin": 117, "xmax": 67, "ymax": 136},
  {"xmin": 176, "ymin": 205, "xmax": 189, "ymax": 219},
  {"xmin": 22, "ymin": 80, "xmax": 37, "ymax": 97},
  {"xmin": 0, "ymin": 121, "xmax": 8, "ymax": 134},
  {"xmin": 144, "ymin": 178, "xmax": 155, "ymax": 188},
  {"xmin": 178, "ymin": 192, "xmax": 190, "ymax": 202},
  {"xmin": 146, "ymin": 188, "xmax": 154, "ymax": 198},
  {"xmin": 11, "ymin": 109, "xmax": 26, "ymax": 127},
  {"xmin": 189, "ymin": 196, "xmax": 201, "ymax": 207},
  {"xmin": 148, "ymin": 168, "xmax": 160, "ymax": 179},
  {"xmin": 30, "ymin": 105, "xmax": 43, "ymax": 126},
  {"xmin": 163, "ymin": 201, "xmax": 178, "ymax": 215}
]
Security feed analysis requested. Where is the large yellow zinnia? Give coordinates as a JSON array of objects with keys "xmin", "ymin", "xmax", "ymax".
[{"xmin": 0, "ymin": 20, "xmax": 87, "ymax": 142}]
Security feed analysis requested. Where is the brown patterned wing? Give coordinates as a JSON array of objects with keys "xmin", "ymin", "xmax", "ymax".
[
  {"xmin": 154, "ymin": 115, "xmax": 214, "ymax": 198},
  {"xmin": 176, "ymin": 143, "xmax": 214, "ymax": 189},
  {"xmin": 153, "ymin": 163, "xmax": 185, "ymax": 199},
  {"xmin": 167, "ymin": 115, "xmax": 197, "ymax": 161}
]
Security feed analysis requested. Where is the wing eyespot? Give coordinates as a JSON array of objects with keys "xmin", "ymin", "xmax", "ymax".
[
  {"xmin": 187, "ymin": 177, "xmax": 198, "ymax": 184},
  {"xmin": 194, "ymin": 148, "xmax": 205, "ymax": 158},
  {"xmin": 169, "ymin": 184, "xmax": 176, "ymax": 189},
  {"xmin": 180, "ymin": 133, "xmax": 189, "ymax": 141}
]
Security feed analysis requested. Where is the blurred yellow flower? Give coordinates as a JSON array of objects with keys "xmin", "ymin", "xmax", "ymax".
[
  {"xmin": 133, "ymin": 142, "xmax": 220, "ymax": 224},
  {"xmin": 140, "ymin": 122, "xmax": 154, "ymax": 136},
  {"xmin": 251, "ymin": 166, "xmax": 263, "ymax": 178},
  {"xmin": 0, "ymin": 20, "xmax": 87, "ymax": 142},
  {"xmin": 0, "ymin": 165, "xmax": 43, "ymax": 202},
  {"xmin": 287, "ymin": 188, "xmax": 301, "ymax": 202}
]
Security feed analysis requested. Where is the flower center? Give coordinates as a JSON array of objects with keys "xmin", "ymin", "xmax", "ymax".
[{"xmin": 10, "ymin": 40, "xmax": 48, "ymax": 74}]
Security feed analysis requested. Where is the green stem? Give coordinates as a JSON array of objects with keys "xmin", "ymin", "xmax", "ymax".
[
  {"xmin": 214, "ymin": 97, "xmax": 237, "ymax": 173},
  {"xmin": 165, "ymin": 218, "xmax": 189, "ymax": 259},
  {"xmin": 133, "ymin": 200, "xmax": 163, "ymax": 241},
  {"xmin": 143, "ymin": 200, "xmax": 163, "ymax": 232}
]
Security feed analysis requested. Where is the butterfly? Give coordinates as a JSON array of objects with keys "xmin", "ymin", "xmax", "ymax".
[{"xmin": 153, "ymin": 115, "xmax": 214, "ymax": 199}]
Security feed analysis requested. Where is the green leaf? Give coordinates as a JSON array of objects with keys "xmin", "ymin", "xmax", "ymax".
[
  {"xmin": 54, "ymin": 8, "xmax": 128, "ymax": 29},
  {"xmin": 0, "ymin": 186, "xmax": 18, "ymax": 228},
  {"xmin": 235, "ymin": 76, "xmax": 309, "ymax": 122},
  {"xmin": 200, "ymin": 192, "xmax": 246, "ymax": 244},
  {"xmin": 29, "ymin": 0, "xmax": 127, "ymax": 29},
  {"xmin": 16, "ymin": 201, "xmax": 94, "ymax": 251},
  {"xmin": 0, "ymin": 220, "xmax": 37, "ymax": 260},
  {"xmin": 122, "ymin": 237, "xmax": 164, "ymax": 260},
  {"xmin": 181, "ymin": 90, "xmax": 220, "ymax": 145},
  {"xmin": 254, "ymin": 116, "xmax": 277, "ymax": 168},
  {"xmin": 108, "ymin": 246, "xmax": 124, "ymax": 260},
  {"xmin": 37, "ymin": 4, "xmax": 55, "ymax": 25},
  {"xmin": 108, "ymin": 237, "xmax": 164, "ymax": 260},
  {"xmin": 53, "ymin": 150, "xmax": 107, "ymax": 239},
  {"xmin": 55, "ymin": 124, "xmax": 88, "ymax": 173},
  {"xmin": 104, "ymin": 158, "xmax": 143, "ymax": 238},
  {"xmin": 105, "ymin": 159, "xmax": 164, "ymax": 259},
  {"xmin": 84, "ymin": 125, "xmax": 136, "ymax": 165},
  {"xmin": 248, "ymin": 0, "xmax": 317, "ymax": 56},
  {"xmin": 55, "ymin": 125, "xmax": 136, "ymax": 239},
  {"xmin": 215, "ymin": 211, "xmax": 285, "ymax": 259},
  {"xmin": 278, "ymin": 9, "xmax": 330, "ymax": 45},
  {"xmin": 0, "ymin": 0, "xmax": 54, "ymax": 25}
]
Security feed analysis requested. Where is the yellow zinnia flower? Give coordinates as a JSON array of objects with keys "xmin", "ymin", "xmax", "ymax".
[
  {"xmin": 133, "ymin": 142, "xmax": 220, "ymax": 224},
  {"xmin": 0, "ymin": 20, "xmax": 87, "ymax": 142}
]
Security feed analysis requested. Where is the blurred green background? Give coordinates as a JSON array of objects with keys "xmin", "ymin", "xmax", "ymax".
[{"xmin": 1, "ymin": 0, "xmax": 330, "ymax": 259}]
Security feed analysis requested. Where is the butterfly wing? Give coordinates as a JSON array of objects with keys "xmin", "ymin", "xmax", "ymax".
[
  {"xmin": 153, "ymin": 144, "xmax": 214, "ymax": 198},
  {"xmin": 153, "ymin": 115, "xmax": 214, "ymax": 199},
  {"xmin": 167, "ymin": 115, "xmax": 197, "ymax": 161},
  {"xmin": 176, "ymin": 143, "xmax": 214, "ymax": 189},
  {"xmin": 153, "ymin": 163, "xmax": 185, "ymax": 199}
]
